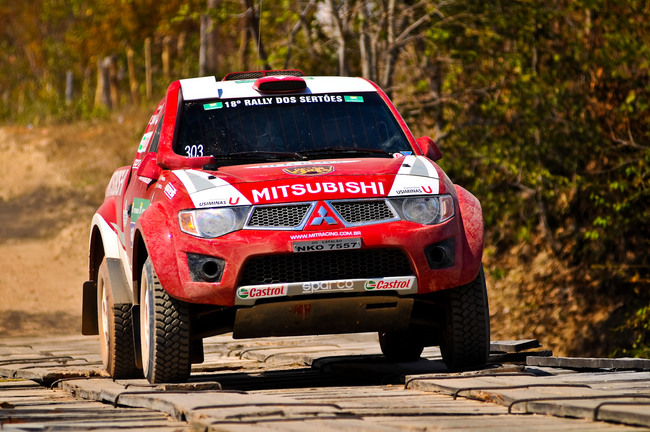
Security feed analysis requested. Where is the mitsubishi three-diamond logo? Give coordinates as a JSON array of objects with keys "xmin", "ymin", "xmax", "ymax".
[
  {"xmin": 310, "ymin": 206, "xmax": 337, "ymax": 225},
  {"xmin": 305, "ymin": 203, "xmax": 342, "ymax": 230}
]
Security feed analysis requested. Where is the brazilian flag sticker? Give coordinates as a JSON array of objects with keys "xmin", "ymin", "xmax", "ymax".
[
  {"xmin": 204, "ymin": 102, "xmax": 223, "ymax": 110},
  {"xmin": 344, "ymin": 95, "xmax": 364, "ymax": 103}
]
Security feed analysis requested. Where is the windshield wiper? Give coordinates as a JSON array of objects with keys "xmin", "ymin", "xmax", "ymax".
[
  {"xmin": 203, "ymin": 151, "xmax": 306, "ymax": 169},
  {"xmin": 299, "ymin": 147, "xmax": 392, "ymax": 158}
]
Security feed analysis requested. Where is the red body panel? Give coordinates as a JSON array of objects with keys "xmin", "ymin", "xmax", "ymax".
[{"xmin": 89, "ymin": 73, "xmax": 484, "ymax": 314}]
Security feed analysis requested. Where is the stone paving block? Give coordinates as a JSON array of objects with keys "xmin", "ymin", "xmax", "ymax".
[
  {"xmin": 0, "ymin": 376, "xmax": 189, "ymax": 431},
  {"xmin": 490, "ymin": 339, "xmax": 541, "ymax": 353},
  {"xmin": 406, "ymin": 370, "xmax": 650, "ymax": 428},
  {"xmin": 195, "ymin": 417, "xmax": 402, "ymax": 432},
  {"xmin": 528, "ymin": 356, "xmax": 650, "ymax": 370}
]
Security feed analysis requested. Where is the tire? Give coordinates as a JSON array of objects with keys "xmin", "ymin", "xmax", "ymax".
[
  {"xmin": 140, "ymin": 257, "xmax": 191, "ymax": 383},
  {"xmin": 440, "ymin": 265, "xmax": 490, "ymax": 370},
  {"xmin": 97, "ymin": 258, "xmax": 140, "ymax": 379},
  {"xmin": 379, "ymin": 331, "xmax": 424, "ymax": 362}
]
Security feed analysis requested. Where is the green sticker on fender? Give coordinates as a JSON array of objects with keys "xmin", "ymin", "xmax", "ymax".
[{"xmin": 131, "ymin": 198, "xmax": 150, "ymax": 222}]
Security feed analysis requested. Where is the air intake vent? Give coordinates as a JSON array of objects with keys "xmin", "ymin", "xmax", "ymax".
[
  {"xmin": 223, "ymin": 69, "xmax": 304, "ymax": 81},
  {"xmin": 247, "ymin": 204, "xmax": 311, "ymax": 228},
  {"xmin": 254, "ymin": 76, "xmax": 307, "ymax": 93},
  {"xmin": 331, "ymin": 200, "xmax": 396, "ymax": 224},
  {"xmin": 239, "ymin": 249, "xmax": 412, "ymax": 285}
]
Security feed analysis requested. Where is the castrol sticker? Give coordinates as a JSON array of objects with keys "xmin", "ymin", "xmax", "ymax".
[
  {"xmin": 237, "ymin": 284, "xmax": 287, "ymax": 300},
  {"xmin": 364, "ymin": 277, "xmax": 414, "ymax": 291}
]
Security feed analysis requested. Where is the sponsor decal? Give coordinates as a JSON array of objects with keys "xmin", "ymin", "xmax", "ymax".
[
  {"xmin": 197, "ymin": 199, "xmax": 227, "ymax": 207},
  {"xmin": 251, "ymin": 181, "xmax": 385, "ymax": 204},
  {"xmin": 298, "ymin": 94, "xmax": 343, "ymax": 103},
  {"xmin": 302, "ymin": 280, "xmax": 355, "ymax": 294},
  {"xmin": 204, "ymin": 102, "xmax": 223, "ymax": 110},
  {"xmin": 164, "ymin": 182, "xmax": 177, "ymax": 199},
  {"xmin": 137, "ymin": 131, "xmax": 153, "ymax": 153},
  {"xmin": 388, "ymin": 173, "xmax": 440, "ymax": 196},
  {"xmin": 392, "ymin": 186, "xmax": 435, "ymax": 195},
  {"xmin": 237, "ymin": 285, "xmax": 287, "ymax": 299},
  {"xmin": 344, "ymin": 95, "xmax": 364, "ymax": 102},
  {"xmin": 364, "ymin": 278, "xmax": 413, "ymax": 291},
  {"xmin": 106, "ymin": 169, "xmax": 129, "ymax": 197},
  {"xmin": 131, "ymin": 198, "xmax": 150, "ymax": 223},
  {"xmin": 289, "ymin": 230, "xmax": 361, "ymax": 241},
  {"xmin": 196, "ymin": 197, "xmax": 241, "ymax": 207},
  {"xmin": 282, "ymin": 165, "xmax": 334, "ymax": 176},
  {"xmin": 148, "ymin": 112, "xmax": 162, "ymax": 126},
  {"xmin": 217, "ymin": 94, "xmax": 346, "ymax": 110}
]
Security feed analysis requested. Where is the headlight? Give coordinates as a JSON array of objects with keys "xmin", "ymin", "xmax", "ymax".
[
  {"xmin": 179, "ymin": 207, "xmax": 250, "ymax": 238},
  {"xmin": 390, "ymin": 194, "xmax": 454, "ymax": 225}
]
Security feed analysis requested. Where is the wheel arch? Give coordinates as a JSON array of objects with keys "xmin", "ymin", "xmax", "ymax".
[
  {"xmin": 81, "ymin": 224, "xmax": 105, "ymax": 335},
  {"xmin": 82, "ymin": 212, "xmax": 133, "ymax": 335},
  {"xmin": 454, "ymin": 185, "xmax": 484, "ymax": 284}
]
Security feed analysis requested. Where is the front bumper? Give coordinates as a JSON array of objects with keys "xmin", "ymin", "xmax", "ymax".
[{"xmin": 148, "ymin": 215, "xmax": 478, "ymax": 307}]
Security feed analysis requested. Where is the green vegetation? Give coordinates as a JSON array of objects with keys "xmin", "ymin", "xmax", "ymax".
[{"xmin": 1, "ymin": 0, "xmax": 647, "ymax": 356}]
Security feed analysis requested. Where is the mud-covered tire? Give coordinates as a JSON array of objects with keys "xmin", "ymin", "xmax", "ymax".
[
  {"xmin": 140, "ymin": 257, "xmax": 191, "ymax": 383},
  {"xmin": 440, "ymin": 265, "xmax": 490, "ymax": 370},
  {"xmin": 97, "ymin": 258, "xmax": 140, "ymax": 379},
  {"xmin": 379, "ymin": 331, "xmax": 424, "ymax": 362}
]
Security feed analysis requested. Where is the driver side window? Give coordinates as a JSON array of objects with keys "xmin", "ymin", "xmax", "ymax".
[{"xmin": 149, "ymin": 113, "xmax": 164, "ymax": 153}]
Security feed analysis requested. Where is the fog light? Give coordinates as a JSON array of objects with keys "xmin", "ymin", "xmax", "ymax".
[
  {"xmin": 187, "ymin": 254, "xmax": 225, "ymax": 282},
  {"xmin": 424, "ymin": 238, "xmax": 455, "ymax": 269}
]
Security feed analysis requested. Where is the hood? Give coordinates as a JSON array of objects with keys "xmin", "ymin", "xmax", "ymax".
[{"xmin": 171, "ymin": 156, "xmax": 444, "ymax": 207}]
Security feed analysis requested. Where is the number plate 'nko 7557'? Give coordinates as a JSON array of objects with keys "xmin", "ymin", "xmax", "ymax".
[{"xmin": 292, "ymin": 238, "xmax": 362, "ymax": 253}]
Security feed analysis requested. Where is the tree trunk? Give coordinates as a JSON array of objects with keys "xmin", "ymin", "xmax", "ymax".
[
  {"xmin": 145, "ymin": 38, "xmax": 152, "ymax": 101},
  {"xmin": 326, "ymin": 0, "xmax": 348, "ymax": 76},
  {"xmin": 65, "ymin": 70, "xmax": 74, "ymax": 105},
  {"xmin": 126, "ymin": 46, "xmax": 139, "ymax": 104},
  {"xmin": 240, "ymin": 0, "xmax": 271, "ymax": 70},
  {"xmin": 95, "ymin": 57, "xmax": 112, "ymax": 109},
  {"xmin": 162, "ymin": 35, "xmax": 172, "ymax": 80},
  {"xmin": 108, "ymin": 56, "xmax": 119, "ymax": 109},
  {"xmin": 358, "ymin": 4, "xmax": 375, "ymax": 81}
]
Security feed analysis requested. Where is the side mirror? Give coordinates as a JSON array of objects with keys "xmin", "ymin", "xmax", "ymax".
[
  {"xmin": 136, "ymin": 152, "xmax": 162, "ymax": 180},
  {"xmin": 416, "ymin": 136, "xmax": 442, "ymax": 161}
]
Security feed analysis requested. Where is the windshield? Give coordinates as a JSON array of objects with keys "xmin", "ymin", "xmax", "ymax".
[{"xmin": 175, "ymin": 92, "xmax": 411, "ymax": 162}]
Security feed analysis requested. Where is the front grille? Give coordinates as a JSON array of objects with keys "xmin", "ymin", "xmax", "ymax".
[
  {"xmin": 248, "ymin": 204, "xmax": 311, "ymax": 228},
  {"xmin": 239, "ymin": 249, "xmax": 412, "ymax": 285},
  {"xmin": 331, "ymin": 200, "xmax": 395, "ymax": 224}
]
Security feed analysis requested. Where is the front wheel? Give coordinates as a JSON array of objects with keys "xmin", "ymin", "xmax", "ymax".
[
  {"xmin": 440, "ymin": 265, "xmax": 490, "ymax": 371},
  {"xmin": 140, "ymin": 257, "xmax": 191, "ymax": 383},
  {"xmin": 97, "ymin": 258, "xmax": 140, "ymax": 379}
]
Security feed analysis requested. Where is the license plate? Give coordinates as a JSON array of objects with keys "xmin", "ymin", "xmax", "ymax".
[{"xmin": 292, "ymin": 237, "xmax": 362, "ymax": 253}]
